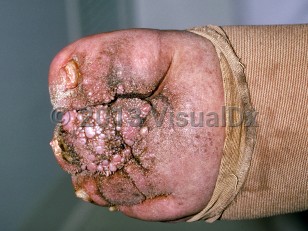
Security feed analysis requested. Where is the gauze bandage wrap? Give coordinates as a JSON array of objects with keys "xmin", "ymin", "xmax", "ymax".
[{"xmin": 188, "ymin": 25, "xmax": 308, "ymax": 222}]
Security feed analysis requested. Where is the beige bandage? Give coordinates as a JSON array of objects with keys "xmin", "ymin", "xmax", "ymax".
[{"xmin": 188, "ymin": 25, "xmax": 308, "ymax": 222}]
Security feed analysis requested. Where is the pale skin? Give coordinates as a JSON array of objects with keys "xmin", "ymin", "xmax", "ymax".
[{"xmin": 49, "ymin": 29, "xmax": 225, "ymax": 222}]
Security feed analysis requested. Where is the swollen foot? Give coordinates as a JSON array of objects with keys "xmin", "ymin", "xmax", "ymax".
[
  {"xmin": 50, "ymin": 98, "xmax": 152, "ymax": 176},
  {"xmin": 49, "ymin": 29, "xmax": 226, "ymax": 220}
]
